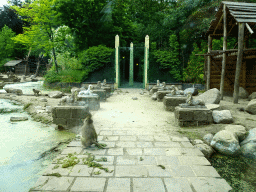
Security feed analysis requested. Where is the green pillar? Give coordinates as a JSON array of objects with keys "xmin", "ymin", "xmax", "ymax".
[
  {"xmin": 144, "ymin": 35, "xmax": 149, "ymax": 89},
  {"xmin": 129, "ymin": 42, "xmax": 134, "ymax": 86},
  {"xmin": 115, "ymin": 35, "xmax": 120, "ymax": 88}
]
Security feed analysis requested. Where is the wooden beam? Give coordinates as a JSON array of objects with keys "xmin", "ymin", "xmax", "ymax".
[
  {"xmin": 233, "ymin": 23, "xmax": 245, "ymax": 104},
  {"xmin": 213, "ymin": 14, "xmax": 224, "ymax": 35},
  {"xmin": 207, "ymin": 35, "xmax": 212, "ymax": 91},
  {"xmin": 220, "ymin": 4, "xmax": 227, "ymax": 100},
  {"xmin": 246, "ymin": 23, "xmax": 254, "ymax": 34}
]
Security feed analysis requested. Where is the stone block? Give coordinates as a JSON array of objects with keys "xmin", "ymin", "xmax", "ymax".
[
  {"xmin": 77, "ymin": 95, "xmax": 100, "ymax": 110},
  {"xmin": 67, "ymin": 118, "xmax": 83, "ymax": 128},
  {"xmin": 70, "ymin": 178, "xmax": 106, "ymax": 192},
  {"xmin": 163, "ymin": 96, "xmax": 187, "ymax": 111},
  {"xmin": 102, "ymin": 87, "xmax": 111, "ymax": 98},
  {"xmin": 92, "ymin": 89, "xmax": 106, "ymax": 101},
  {"xmin": 53, "ymin": 106, "xmax": 71, "ymax": 119},
  {"xmin": 116, "ymin": 166, "xmax": 148, "ymax": 177},
  {"xmin": 156, "ymin": 91, "xmax": 172, "ymax": 102},
  {"xmin": 106, "ymin": 178, "xmax": 130, "ymax": 192},
  {"xmin": 70, "ymin": 106, "xmax": 89, "ymax": 119},
  {"xmin": 133, "ymin": 178, "xmax": 165, "ymax": 192},
  {"xmin": 175, "ymin": 107, "xmax": 213, "ymax": 127},
  {"xmin": 53, "ymin": 118, "xmax": 67, "ymax": 126}
]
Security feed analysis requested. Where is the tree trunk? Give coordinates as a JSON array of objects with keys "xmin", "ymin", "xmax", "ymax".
[
  {"xmin": 52, "ymin": 47, "xmax": 58, "ymax": 73},
  {"xmin": 34, "ymin": 53, "xmax": 43, "ymax": 78},
  {"xmin": 25, "ymin": 47, "xmax": 31, "ymax": 76}
]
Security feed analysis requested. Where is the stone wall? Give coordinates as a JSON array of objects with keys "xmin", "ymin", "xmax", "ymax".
[{"xmin": 52, "ymin": 106, "xmax": 90, "ymax": 128}]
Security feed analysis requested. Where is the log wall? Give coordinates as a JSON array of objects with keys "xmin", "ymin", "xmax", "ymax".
[{"xmin": 209, "ymin": 56, "xmax": 256, "ymax": 95}]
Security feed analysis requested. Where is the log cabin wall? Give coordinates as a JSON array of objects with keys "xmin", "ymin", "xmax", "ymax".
[{"xmin": 209, "ymin": 56, "xmax": 256, "ymax": 95}]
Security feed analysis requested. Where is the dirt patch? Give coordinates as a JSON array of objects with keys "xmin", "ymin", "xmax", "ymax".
[{"xmin": 1, "ymin": 88, "xmax": 255, "ymax": 141}]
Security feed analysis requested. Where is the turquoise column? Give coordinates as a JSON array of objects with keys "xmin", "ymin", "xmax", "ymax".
[
  {"xmin": 129, "ymin": 42, "xmax": 134, "ymax": 86},
  {"xmin": 115, "ymin": 35, "xmax": 120, "ymax": 88},
  {"xmin": 144, "ymin": 35, "xmax": 149, "ymax": 89}
]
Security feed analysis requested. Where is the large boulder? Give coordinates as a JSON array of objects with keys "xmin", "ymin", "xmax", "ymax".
[
  {"xmin": 151, "ymin": 92, "xmax": 157, "ymax": 100},
  {"xmin": 4, "ymin": 87, "xmax": 23, "ymax": 95},
  {"xmin": 203, "ymin": 133, "xmax": 214, "ymax": 145},
  {"xmin": 194, "ymin": 143, "xmax": 215, "ymax": 158},
  {"xmin": 240, "ymin": 143, "xmax": 256, "ymax": 160},
  {"xmin": 240, "ymin": 128, "xmax": 256, "ymax": 146},
  {"xmin": 248, "ymin": 92, "xmax": 256, "ymax": 101},
  {"xmin": 48, "ymin": 91, "xmax": 63, "ymax": 98},
  {"xmin": 245, "ymin": 99, "xmax": 256, "ymax": 115},
  {"xmin": 233, "ymin": 87, "xmax": 249, "ymax": 99},
  {"xmin": 196, "ymin": 88, "xmax": 221, "ymax": 104},
  {"xmin": 224, "ymin": 125, "xmax": 247, "ymax": 141},
  {"xmin": 210, "ymin": 130, "xmax": 240, "ymax": 156},
  {"xmin": 212, "ymin": 110, "xmax": 233, "ymax": 124},
  {"xmin": 184, "ymin": 87, "xmax": 198, "ymax": 96}
]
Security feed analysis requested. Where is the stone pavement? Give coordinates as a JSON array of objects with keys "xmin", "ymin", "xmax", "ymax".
[{"xmin": 30, "ymin": 89, "xmax": 232, "ymax": 192}]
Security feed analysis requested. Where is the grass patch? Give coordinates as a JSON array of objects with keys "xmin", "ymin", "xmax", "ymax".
[
  {"xmin": 0, "ymin": 108, "xmax": 20, "ymax": 114},
  {"xmin": 210, "ymin": 154, "xmax": 256, "ymax": 192},
  {"xmin": 23, "ymin": 103, "xmax": 32, "ymax": 110},
  {"xmin": 246, "ymin": 118, "xmax": 256, "ymax": 121},
  {"xmin": 45, "ymin": 173, "xmax": 62, "ymax": 177},
  {"xmin": 177, "ymin": 129, "xmax": 203, "ymax": 140}
]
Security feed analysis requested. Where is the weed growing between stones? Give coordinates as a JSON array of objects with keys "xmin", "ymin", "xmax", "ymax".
[
  {"xmin": 0, "ymin": 108, "xmax": 20, "ymax": 113},
  {"xmin": 45, "ymin": 173, "xmax": 62, "ymax": 177},
  {"xmin": 23, "ymin": 103, "xmax": 32, "ymax": 110},
  {"xmin": 61, "ymin": 153, "xmax": 80, "ymax": 168},
  {"xmin": 83, "ymin": 152, "xmax": 113, "ymax": 174},
  {"xmin": 158, "ymin": 165, "xmax": 166, "ymax": 169},
  {"xmin": 140, "ymin": 157, "xmax": 144, "ymax": 161}
]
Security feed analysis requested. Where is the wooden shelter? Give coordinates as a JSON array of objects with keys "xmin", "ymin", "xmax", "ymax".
[
  {"xmin": 4, "ymin": 60, "xmax": 28, "ymax": 75},
  {"xmin": 199, "ymin": 1, "xmax": 256, "ymax": 103}
]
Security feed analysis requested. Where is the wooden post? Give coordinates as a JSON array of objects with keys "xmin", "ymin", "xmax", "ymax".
[
  {"xmin": 115, "ymin": 35, "xmax": 120, "ymax": 88},
  {"xmin": 220, "ymin": 4, "xmax": 227, "ymax": 100},
  {"xmin": 207, "ymin": 35, "xmax": 212, "ymax": 90},
  {"xmin": 233, "ymin": 23, "xmax": 245, "ymax": 104}
]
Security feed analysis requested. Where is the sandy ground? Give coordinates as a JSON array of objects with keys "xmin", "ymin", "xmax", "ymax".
[{"xmin": 1, "ymin": 85, "xmax": 256, "ymax": 141}]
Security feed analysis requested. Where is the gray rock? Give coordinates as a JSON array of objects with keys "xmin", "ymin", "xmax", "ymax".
[
  {"xmin": 194, "ymin": 139, "xmax": 204, "ymax": 144},
  {"xmin": 39, "ymin": 98, "xmax": 48, "ymax": 102},
  {"xmin": 248, "ymin": 92, "xmax": 256, "ymax": 101},
  {"xmin": 224, "ymin": 125, "xmax": 247, "ymax": 141},
  {"xmin": 245, "ymin": 99, "xmax": 256, "ymax": 115},
  {"xmin": 210, "ymin": 130, "xmax": 240, "ymax": 156},
  {"xmin": 10, "ymin": 117, "xmax": 28, "ymax": 121},
  {"xmin": 48, "ymin": 91, "xmax": 63, "ymax": 98},
  {"xmin": 205, "ymin": 104, "xmax": 220, "ymax": 111},
  {"xmin": 212, "ymin": 110, "xmax": 233, "ymax": 124},
  {"xmin": 194, "ymin": 143, "xmax": 215, "ymax": 158},
  {"xmin": 4, "ymin": 87, "xmax": 23, "ymax": 95},
  {"xmin": 45, "ymin": 106, "xmax": 52, "ymax": 113},
  {"xmin": 233, "ymin": 87, "xmax": 249, "ymax": 99},
  {"xmin": 151, "ymin": 93, "xmax": 157, "ymax": 100},
  {"xmin": 240, "ymin": 128, "xmax": 256, "ymax": 146},
  {"xmin": 240, "ymin": 143, "xmax": 256, "ymax": 160},
  {"xmin": 196, "ymin": 88, "xmax": 221, "ymax": 104},
  {"xmin": 184, "ymin": 87, "xmax": 198, "ymax": 96},
  {"xmin": 132, "ymin": 97, "xmax": 138, "ymax": 100},
  {"xmin": 71, "ymin": 87, "xmax": 80, "ymax": 94},
  {"xmin": 203, "ymin": 133, "xmax": 214, "ymax": 145}
]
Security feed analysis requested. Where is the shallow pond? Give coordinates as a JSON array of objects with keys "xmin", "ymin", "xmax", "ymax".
[{"xmin": 0, "ymin": 99, "xmax": 75, "ymax": 192}]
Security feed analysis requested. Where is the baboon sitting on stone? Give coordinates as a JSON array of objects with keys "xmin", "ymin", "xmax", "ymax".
[{"xmin": 81, "ymin": 112, "xmax": 105, "ymax": 148}]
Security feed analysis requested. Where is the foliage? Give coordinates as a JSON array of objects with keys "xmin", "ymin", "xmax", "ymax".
[
  {"xmin": 0, "ymin": 25, "xmax": 16, "ymax": 58},
  {"xmin": 79, "ymin": 45, "xmax": 114, "ymax": 72},
  {"xmin": 55, "ymin": 52, "xmax": 82, "ymax": 71},
  {"xmin": 11, "ymin": 0, "xmax": 61, "ymax": 72},
  {"xmin": 153, "ymin": 34, "xmax": 182, "ymax": 81},
  {"xmin": 44, "ymin": 69, "xmax": 89, "ymax": 84},
  {"xmin": 183, "ymin": 41, "xmax": 207, "ymax": 84}
]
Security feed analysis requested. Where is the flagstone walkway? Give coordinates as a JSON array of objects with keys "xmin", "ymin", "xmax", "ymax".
[{"xmin": 30, "ymin": 89, "xmax": 232, "ymax": 192}]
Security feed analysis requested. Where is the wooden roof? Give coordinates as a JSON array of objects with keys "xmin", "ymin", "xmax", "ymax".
[
  {"xmin": 4, "ymin": 60, "xmax": 23, "ymax": 67},
  {"xmin": 206, "ymin": 1, "xmax": 256, "ymax": 38}
]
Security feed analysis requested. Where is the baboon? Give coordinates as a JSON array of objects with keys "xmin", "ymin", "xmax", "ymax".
[
  {"xmin": 81, "ymin": 113, "xmax": 105, "ymax": 148},
  {"xmin": 33, "ymin": 89, "xmax": 41, "ymax": 96}
]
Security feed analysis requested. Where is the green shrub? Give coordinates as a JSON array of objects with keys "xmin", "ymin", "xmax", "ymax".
[
  {"xmin": 79, "ymin": 45, "xmax": 114, "ymax": 72},
  {"xmin": 44, "ymin": 69, "xmax": 89, "ymax": 83}
]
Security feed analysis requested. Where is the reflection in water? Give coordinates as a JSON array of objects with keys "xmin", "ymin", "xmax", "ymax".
[{"xmin": 0, "ymin": 99, "xmax": 75, "ymax": 192}]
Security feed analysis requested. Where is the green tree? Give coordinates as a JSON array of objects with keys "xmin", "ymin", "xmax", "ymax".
[
  {"xmin": 153, "ymin": 33, "xmax": 182, "ymax": 81},
  {"xmin": 11, "ymin": 0, "xmax": 61, "ymax": 72},
  {"xmin": 183, "ymin": 41, "xmax": 207, "ymax": 84},
  {"xmin": 0, "ymin": 25, "xmax": 16, "ymax": 58}
]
